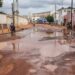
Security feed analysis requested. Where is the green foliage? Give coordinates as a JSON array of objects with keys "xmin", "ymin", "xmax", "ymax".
[
  {"xmin": 46, "ymin": 15, "xmax": 54, "ymax": 23},
  {"xmin": 0, "ymin": 0, "xmax": 3, "ymax": 7}
]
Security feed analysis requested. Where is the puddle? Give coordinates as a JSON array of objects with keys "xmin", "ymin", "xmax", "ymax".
[{"xmin": 0, "ymin": 28, "xmax": 75, "ymax": 75}]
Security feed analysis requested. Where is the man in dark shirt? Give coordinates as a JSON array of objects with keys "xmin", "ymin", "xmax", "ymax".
[{"xmin": 10, "ymin": 23, "xmax": 15, "ymax": 35}]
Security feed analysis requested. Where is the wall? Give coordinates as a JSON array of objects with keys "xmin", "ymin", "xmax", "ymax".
[
  {"xmin": 0, "ymin": 14, "xmax": 7, "ymax": 24},
  {"xmin": 65, "ymin": 13, "xmax": 75, "ymax": 26},
  {"xmin": 57, "ymin": 9, "xmax": 67, "ymax": 25},
  {"xmin": 57, "ymin": 8, "xmax": 75, "ymax": 25},
  {"xmin": 15, "ymin": 16, "xmax": 29, "ymax": 26},
  {"xmin": 0, "ymin": 14, "xmax": 29, "ymax": 26}
]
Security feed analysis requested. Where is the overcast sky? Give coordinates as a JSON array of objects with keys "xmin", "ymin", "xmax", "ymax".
[{"xmin": 0, "ymin": 0, "xmax": 75, "ymax": 15}]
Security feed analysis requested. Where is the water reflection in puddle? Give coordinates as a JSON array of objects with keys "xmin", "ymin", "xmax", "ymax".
[{"xmin": 0, "ymin": 28, "xmax": 75, "ymax": 75}]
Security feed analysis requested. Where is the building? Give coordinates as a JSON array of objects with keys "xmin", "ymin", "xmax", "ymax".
[
  {"xmin": 32, "ymin": 11, "xmax": 51, "ymax": 21},
  {"xmin": 51, "ymin": 7, "xmax": 75, "ymax": 25},
  {"xmin": 33, "ymin": 11, "xmax": 50, "ymax": 17},
  {"xmin": 51, "ymin": 11, "xmax": 59, "ymax": 24},
  {"xmin": 0, "ymin": 12, "xmax": 11, "ymax": 32},
  {"xmin": 0, "ymin": 12, "xmax": 9, "ymax": 24},
  {"xmin": 14, "ymin": 15, "xmax": 29, "ymax": 26},
  {"xmin": 0, "ymin": 12, "xmax": 29, "ymax": 24},
  {"xmin": 63, "ymin": 12, "xmax": 75, "ymax": 29},
  {"xmin": 0, "ymin": 12, "xmax": 29, "ymax": 33}
]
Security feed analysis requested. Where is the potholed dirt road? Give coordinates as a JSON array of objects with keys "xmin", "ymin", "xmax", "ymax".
[{"xmin": 0, "ymin": 27, "xmax": 75, "ymax": 75}]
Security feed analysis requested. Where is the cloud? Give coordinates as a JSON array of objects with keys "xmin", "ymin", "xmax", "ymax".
[
  {"xmin": 19, "ymin": 0, "xmax": 49, "ymax": 8},
  {"xmin": 1, "ymin": 0, "xmax": 75, "ymax": 15},
  {"xmin": 3, "ymin": 0, "xmax": 74, "ymax": 9}
]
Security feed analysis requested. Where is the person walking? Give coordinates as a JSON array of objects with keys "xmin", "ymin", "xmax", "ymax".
[{"xmin": 10, "ymin": 23, "xmax": 16, "ymax": 36}]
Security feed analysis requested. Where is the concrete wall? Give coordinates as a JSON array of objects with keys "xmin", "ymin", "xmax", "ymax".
[
  {"xmin": 0, "ymin": 14, "xmax": 29, "ymax": 26},
  {"xmin": 15, "ymin": 16, "xmax": 29, "ymax": 26},
  {"xmin": 0, "ymin": 14, "xmax": 7, "ymax": 24}
]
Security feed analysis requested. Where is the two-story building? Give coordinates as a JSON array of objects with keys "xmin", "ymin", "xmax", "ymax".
[{"xmin": 51, "ymin": 7, "xmax": 75, "ymax": 25}]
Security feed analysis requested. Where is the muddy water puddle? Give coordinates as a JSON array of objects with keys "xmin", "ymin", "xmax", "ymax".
[{"xmin": 0, "ymin": 29, "xmax": 75, "ymax": 75}]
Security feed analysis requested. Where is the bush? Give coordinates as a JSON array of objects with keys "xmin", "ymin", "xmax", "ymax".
[{"xmin": 45, "ymin": 15, "xmax": 54, "ymax": 24}]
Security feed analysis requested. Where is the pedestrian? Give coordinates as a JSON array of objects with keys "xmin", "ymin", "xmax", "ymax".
[
  {"xmin": 10, "ymin": 23, "xmax": 15, "ymax": 36},
  {"xmin": 33, "ymin": 23, "xmax": 35, "ymax": 27}
]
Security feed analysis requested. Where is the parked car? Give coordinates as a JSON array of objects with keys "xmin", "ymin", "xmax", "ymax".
[{"xmin": 36, "ymin": 18, "xmax": 48, "ymax": 24}]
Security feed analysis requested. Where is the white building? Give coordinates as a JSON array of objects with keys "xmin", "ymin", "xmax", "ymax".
[
  {"xmin": 0, "ymin": 12, "xmax": 29, "ymax": 29},
  {"xmin": 51, "ymin": 7, "xmax": 75, "ymax": 25},
  {"xmin": 32, "ymin": 11, "xmax": 51, "ymax": 21},
  {"xmin": 0, "ymin": 12, "xmax": 11, "ymax": 31},
  {"xmin": 14, "ymin": 15, "xmax": 29, "ymax": 26},
  {"xmin": 0, "ymin": 12, "xmax": 8, "ymax": 24}
]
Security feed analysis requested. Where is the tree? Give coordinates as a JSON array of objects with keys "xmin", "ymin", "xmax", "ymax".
[
  {"xmin": 46, "ymin": 15, "xmax": 54, "ymax": 24},
  {"xmin": 0, "ymin": 0, "xmax": 3, "ymax": 7}
]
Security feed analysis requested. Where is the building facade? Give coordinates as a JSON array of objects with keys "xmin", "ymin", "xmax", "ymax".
[
  {"xmin": 32, "ymin": 11, "xmax": 51, "ymax": 21},
  {"xmin": 51, "ymin": 7, "xmax": 75, "ymax": 25},
  {"xmin": 0, "ymin": 12, "xmax": 29, "ymax": 33},
  {"xmin": 14, "ymin": 15, "xmax": 29, "ymax": 26},
  {"xmin": 33, "ymin": 11, "xmax": 50, "ymax": 17},
  {"xmin": 0, "ymin": 13, "xmax": 29, "ymax": 25}
]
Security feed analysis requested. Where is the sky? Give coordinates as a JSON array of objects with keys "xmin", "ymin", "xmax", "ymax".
[{"xmin": 0, "ymin": 0, "xmax": 75, "ymax": 15}]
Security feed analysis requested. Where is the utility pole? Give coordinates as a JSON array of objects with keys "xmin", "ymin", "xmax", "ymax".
[
  {"xmin": 71, "ymin": 0, "xmax": 73, "ymax": 30},
  {"xmin": 12, "ymin": 0, "xmax": 16, "ymax": 27},
  {"xmin": 16, "ymin": 0, "xmax": 19, "ymax": 27},
  {"xmin": 55, "ymin": 2, "xmax": 57, "ymax": 24},
  {"xmin": 12, "ymin": 3, "xmax": 15, "ymax": 26}
]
